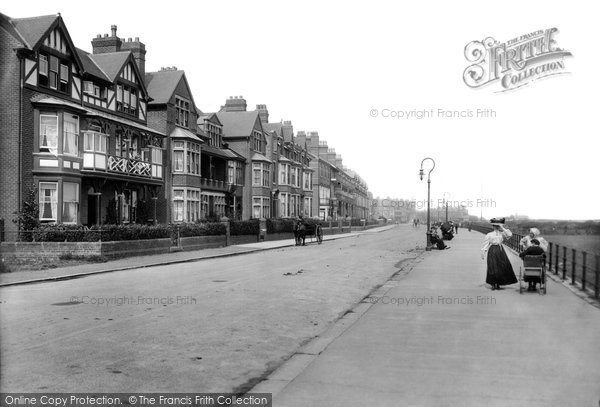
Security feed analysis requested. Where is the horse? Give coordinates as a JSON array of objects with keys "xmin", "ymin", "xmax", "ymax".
[{"xmin": 294, "ymin": 220, "xmax": 307, "ymax": 246}]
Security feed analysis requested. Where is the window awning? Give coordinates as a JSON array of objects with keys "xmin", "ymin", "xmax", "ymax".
[
  {"xmin": 252, "ymin": 152, "xmax": 272, "ymax": 163},
  {"xmin": 170, "ymin": 127, "xmax": 203, "ymax": 142},
  {"xmin": 31, "ymin": 96, "xmax": 166, "ymax": 137}
]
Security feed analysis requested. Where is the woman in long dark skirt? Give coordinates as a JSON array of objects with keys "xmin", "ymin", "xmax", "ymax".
[{"xmin": 481, "ymin": 218, "xmax": 517, "ymax": 290}]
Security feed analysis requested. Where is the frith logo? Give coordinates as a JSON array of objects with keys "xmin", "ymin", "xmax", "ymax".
[{"xmin": 463, "ymin": 28, "xmax": 572, "ymax": 92}]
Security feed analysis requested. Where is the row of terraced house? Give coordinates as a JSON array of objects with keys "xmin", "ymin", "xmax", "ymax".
[{"xmin": 0, "ymin": 13, "xmax": 372, "ymax": 240}]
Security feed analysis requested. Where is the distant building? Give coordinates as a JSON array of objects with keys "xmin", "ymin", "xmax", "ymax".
[{"xmin": 296, "ymin": 132, "xmax": 370, "ymax": 220}]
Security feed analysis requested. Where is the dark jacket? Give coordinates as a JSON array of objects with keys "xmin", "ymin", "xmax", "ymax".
[{"xmin": 519, "ymin": 245, "xmax": 546, "ymax": 259}]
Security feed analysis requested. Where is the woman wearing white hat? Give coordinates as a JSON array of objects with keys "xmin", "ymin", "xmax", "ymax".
[
  {"xmin": 520, "ymin": 228, "xmax": 548, "ymax": 252},
  {"xmin": 481, "ymin": 218, "xmax": 518, "ymax": 290}
]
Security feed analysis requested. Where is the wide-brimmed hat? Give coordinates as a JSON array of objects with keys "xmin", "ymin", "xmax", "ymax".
[{"xmin": 490, "ymin": 217, "xmax": 505, "ymax": 226}]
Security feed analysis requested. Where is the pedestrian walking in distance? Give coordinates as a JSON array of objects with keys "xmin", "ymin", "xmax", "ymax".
[{"xmin": 481, "ymin": 217, "xmax": 518, "ymax": 290}]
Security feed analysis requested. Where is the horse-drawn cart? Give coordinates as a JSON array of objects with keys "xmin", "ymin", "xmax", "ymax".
[{"xmin": 294, "ymin": 221, "xmax": 323, "ymax": 246}]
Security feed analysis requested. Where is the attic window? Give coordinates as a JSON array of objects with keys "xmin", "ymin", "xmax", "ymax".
[
  {"xmin": 116, "ymin": 83, "xmax": 138, "ymax": 116},
  {"xmin": 175, "ymin": 97, "xmax": 190, "ymax": 128},
  {"xmin": 38, "ymin": 53, "xmax": 69, "ymax": 93}
]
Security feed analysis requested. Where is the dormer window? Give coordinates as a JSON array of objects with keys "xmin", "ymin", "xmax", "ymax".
[
  {"xmin": 175, "ymin": 97, "xmax": 189, "ymax": 128},
  {"xmin": 116, "ymin": 83, "xmax": 138, "ymax": 116},
  {"xmin": 38, "ymin": 53, "xmax": 69, "ymax": 93},
  {"xmin": 83, "ymin": 81, "xmax": 105, "ymax": 100}
]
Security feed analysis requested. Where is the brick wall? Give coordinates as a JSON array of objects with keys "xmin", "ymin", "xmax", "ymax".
[{"xmin": 0, "ymin": 28, "xmax": 23, "ymax": 238}]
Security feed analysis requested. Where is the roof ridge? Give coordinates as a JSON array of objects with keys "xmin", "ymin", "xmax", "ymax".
[{"xmin": 12, "ymin": 14, "xmax": 58, "ymax": 22}]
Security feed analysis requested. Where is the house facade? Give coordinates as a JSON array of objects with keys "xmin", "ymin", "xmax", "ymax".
[
  {"xmin": 0, "ymin": 13, "xmax": 373, "ymax": 239},
  {"xmin": 0, "ymin": 15, "xmax": 166, "ymax": 239},
  {"xmin": 197, "ymin": 112, "xmax": 246, "ymax": 220},
  {"xmin": 216, "ymin": 97, "xmax": 272, "ymax": 220},
  {"xmin": 145, "ymin": 67, "xmax": 202, "ymax": 223}
]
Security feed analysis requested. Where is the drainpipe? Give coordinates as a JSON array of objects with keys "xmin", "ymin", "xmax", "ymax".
[{"xmin": 18, "ymin": 53, "xmax": 24, "ymax": 223}]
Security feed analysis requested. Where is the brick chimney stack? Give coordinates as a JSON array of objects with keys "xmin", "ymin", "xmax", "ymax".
[
  {"xmin": 256, "ymin": 104, "xmax": 269, "ymax": 124},
  {"xmin": 282, "ymin": 120, "xmax": 294, "ymax": 142},
  {"xmin": 91, "ymin": 25, "xmax": 122, "ymax": 54},
  {"xmin": 92, "ymin": 26, "xmax": 146, "ymax": 77},
  {"xmin": 223, "ymin": 96, "xmax": 247, "ymax": 112},
  {"xmin": 121, "ymin": 36, "xmax": 146, "ymax": 77}
]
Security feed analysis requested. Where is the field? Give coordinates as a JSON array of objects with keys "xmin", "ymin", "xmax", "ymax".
[{"xmin": 545, "ymin": 234, "xmax": 600, "ymax": 257}]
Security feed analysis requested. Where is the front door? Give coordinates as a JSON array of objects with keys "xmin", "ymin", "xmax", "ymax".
[{"xmin": 88, "ymin": 194, "xmax": 97, "ymax": 226}]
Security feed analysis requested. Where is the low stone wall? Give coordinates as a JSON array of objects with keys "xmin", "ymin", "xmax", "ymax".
[
  {"xmin": 179, "ymin": 235, "xmax": 226, "ymax": 251},
  {"xmin": 1, "ymin": 241, "xmax": 102, "ymax": 265},
  {"xmin": 100, "ymin": 239, "xmax": 172, "ymax": 258},
  {"xmin": 230, "ymin": 235, "xmax": 259, "ymax": 245},
  {"xmin": 1, "ymin": 238, "xmax": 173, "ymax": 265},
  {"xmin": 264, "ymin": 232, "xmax": 295, "ymax": 241}
]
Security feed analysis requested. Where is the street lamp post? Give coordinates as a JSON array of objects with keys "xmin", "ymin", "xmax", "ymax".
[
  {"xmin": 443, "ymin": 191, "xmax": 450, "ymax": 223},
  {"xmin": 419, "ymin": 158, "xmax": 436, "ymax": 251}
]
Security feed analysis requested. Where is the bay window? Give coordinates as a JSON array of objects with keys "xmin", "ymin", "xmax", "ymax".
[
  {"xmin": 63, "ymin": 115, "xmax": 79, "ymax": 156},
  {"xmin": 83, "ymin": 131, "xmax": 108, "ymax": 170},
  {"xmin": 303, "ymin": 171, "xmax": 312, "ymax": 190},
  {"xmin": 39, "ymin": 182, "xmax": 58, "ymax": 222},
  {"xmin": 40, "ymin": 114, "xmax": 58, "ymax": 152},
  {"xmin": 252, "ymin": 196, "xmax": 270, "ymax": 219},
  {"xmin": 304, "ymin": 197, "xmax": 313, "ymax": 217},
  {"xmin": 62, "ymin": 182, "xmax": 79, "ymax": 224},
  {"xmin": 173, "ymin": 189, "xmax": 184, "ymax": 222},
  {"xmin": 187, "ymin": 189, "xmax": 200, "ymax": 222}
]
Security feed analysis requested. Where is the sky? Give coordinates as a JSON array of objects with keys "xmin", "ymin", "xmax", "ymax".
[{"xmin": 3, "ymin": 0, "xmax": 599, "ymax": 220}]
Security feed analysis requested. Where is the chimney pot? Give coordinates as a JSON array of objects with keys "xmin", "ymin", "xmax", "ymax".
[
  {"xmin": 111, "ymin": 25, "xmax": 117, "ymax": 37},
  {"xmin": 135, "ymin": 37, "xmax": 139, "ymax": 41},
  {"xmin": 96, "ymin": 34, "xmax": 101, "ymax": 38},
  {"xmin": 104, "ymin": 33, "xmax": 109, "ymax": 38},
  {"xmin": 128, "ymin": 37, "xmax": 132, "ymax": 42}
]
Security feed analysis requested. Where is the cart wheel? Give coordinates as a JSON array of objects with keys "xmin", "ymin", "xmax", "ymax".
[{"xmin": 316, "ymin": 225, "xmax": 323, "ymax": 244}]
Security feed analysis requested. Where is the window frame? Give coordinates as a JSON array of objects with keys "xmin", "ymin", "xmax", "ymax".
[
  {"xmin": 39, "ymin": 114, "xmax": 59, "ymax": 152},
  {"xmin": 62, "ymin": 114, "xmax": 79, "ymax": 157},
  {"xmin": 39, "ymin": 182, "xmax": 58, "ymax": 222},
  {"xmin": 62, "ymin": 182, "xmax": 79, "ymax": 224}
]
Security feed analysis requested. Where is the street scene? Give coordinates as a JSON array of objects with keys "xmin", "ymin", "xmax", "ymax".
[{"xmin": 1, "ymin": 1, "xmax": 600, "ymax": 406}]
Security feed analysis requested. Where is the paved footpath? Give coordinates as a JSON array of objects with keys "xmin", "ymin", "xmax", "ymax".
[
  {"xmin": 254, "ymin": 229, "xmax": 600, "ymax": 407},
  {"xmin": 0, "ymin": 226, "xmax": 394, "ymax": 286}
]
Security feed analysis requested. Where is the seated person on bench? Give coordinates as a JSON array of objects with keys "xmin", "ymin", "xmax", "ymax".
[{"xmin": 519, "ymin": 238, "xmax": 546, "ymax": 291}]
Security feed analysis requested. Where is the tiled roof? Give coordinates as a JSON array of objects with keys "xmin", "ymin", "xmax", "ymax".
[
  {"xmin": 88, "ymin": 51, "xmax": 131, "ymax": 82},
  {"xmin": 145, "ymin": 70, "xmax": 184, "ymax": 105},
  {"xmin": 263, "ymin": 122, "xmax": 282, "ymax": 135},
  {"xmin": 10, "ymin": 14, "xmax": 57, "ymax": 49},
  {"xmin": 198, "ymin": 112, "xmax": 223, "ymax": 127},
  {"xmin": 216, "ymin": 111, "xmax": 261, "ymax": 139},
  {"xmin": 76, "ymin": 48, "xmax": 110, "ymax": 81}
]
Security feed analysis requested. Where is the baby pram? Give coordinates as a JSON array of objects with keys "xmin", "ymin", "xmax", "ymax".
[{"xmin": 519, "ymin": 255, "xmax": 547, "ymax": 295}]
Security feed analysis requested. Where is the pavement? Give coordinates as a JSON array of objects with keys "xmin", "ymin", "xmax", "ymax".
[
  {"xmin": 252, "ymin": 229, "xmax": 600, "ymax": 406},
  {"xmin": 0, "ymin": 225, "xmax": 395, "ymax": 287}
]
